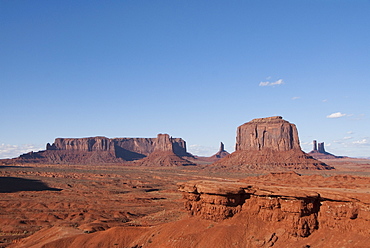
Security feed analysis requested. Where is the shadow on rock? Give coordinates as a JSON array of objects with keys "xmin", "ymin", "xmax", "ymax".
[
  {"xmin": 0, "ymin": 165, "xmax": 33, "ymax": 169},
  {"xmin": 0, "ymin": 177, "xmax": 62, "ymax": 193}
]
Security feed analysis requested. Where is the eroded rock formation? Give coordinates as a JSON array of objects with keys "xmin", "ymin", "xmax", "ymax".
[
  {"xmin": 47, "ymin": 135, "xmax": 188, "ymax": 157},
  {"xmin": 7, "ymin": 167, "xmax": 370, "ymax": 248},
  {"xmin": 212, "ymin": 116, "xmax": 333, "ymax": 171},
  {"xmin": 308, "ymin": 140, "xmax": 343, "ymax": 159},
  {"xmin": 210, "ymin": 142, "xmax": 230, "ymax": 159},
  {"xmin": 47, "ymin": 137, "xmax": 114, "ymax": 152},
  {"xmin": 132, "ymin": 134, "xmax": 196, "ymax": 166},
  {"xmin": 178, "ymin": 175, "xmax": 370, "ymax": 239},
  {"xmin": 236, "ymin": 116, "xmax": 300, "ymax": 151},
  {"xmin": 15, "ymin": 134, "xmax": 191, "ymax": 165},
  {"xmin": 178, "ymin": 180, "xmax": 248, "ymax": 221}
]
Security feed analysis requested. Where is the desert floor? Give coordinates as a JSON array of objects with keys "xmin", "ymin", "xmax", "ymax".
[{"xmin": 0, "ymin": 158, "xmax": 369, "ymax": 247}]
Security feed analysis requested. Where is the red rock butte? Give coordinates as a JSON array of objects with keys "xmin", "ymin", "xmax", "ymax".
[
  {"xmin": 132, "ymin": 134, "xmax": 195, "ymax": 166},
  {"xmin": 212, "ymin": 116, "xmax": 334, "ymax": 170}
]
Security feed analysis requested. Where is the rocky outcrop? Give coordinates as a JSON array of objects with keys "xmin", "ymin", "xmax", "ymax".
[
  {"xmin": 16, "ymin": 134, "xmax": 191, "ymax": 165},
  {"xmin": 178, "ymin": 176, "xmax": 370, "ymax": 239},
  {"xmin": 178, "ymin": 180, "xmax": 321, "ymax": 237},
  {"xmin": 212, "ymin": 116, "xmax": 333, "ymax": 171},
  {"xmin": 308, "ymin": 140, "xmax": 343, "ymax": 159},
  {"xmin": 178, "ymin": 181, "xmax": 250, "ymax": 221}
]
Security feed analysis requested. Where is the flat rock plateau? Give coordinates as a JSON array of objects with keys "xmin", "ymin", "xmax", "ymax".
[{"xmin": 1, "ymin": 116, "xmax": 369, "ymax": 247}]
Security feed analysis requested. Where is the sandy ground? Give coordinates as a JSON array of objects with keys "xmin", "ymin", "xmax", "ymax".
[{"xmin": 0, "ymin": 158, "xmax": 369, "ymax": 247}]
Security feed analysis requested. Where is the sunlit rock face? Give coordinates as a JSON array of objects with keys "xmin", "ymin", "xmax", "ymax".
[
  {"xmin": 212, "ymin": 116, "xmax": 334, "ymax": 171},
  {"xmin": 236, "ymin": 116, "xmax": 300, "ymax": 151},
  {"xmin": 17, "ymin": 134, "xmax": 190, "ymax": 165}
]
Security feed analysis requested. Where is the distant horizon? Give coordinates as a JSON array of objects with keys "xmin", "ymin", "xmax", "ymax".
[
  {"xmin": 1, "ymin": 124, "xmax": 367, "ymax": 160},
  {"xmin": 1, "ymin": 1, "xmax": 369, "ymax": 159}
]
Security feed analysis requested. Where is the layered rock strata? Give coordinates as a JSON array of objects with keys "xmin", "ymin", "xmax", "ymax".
[
  {"xmin": 132, "ymin": 134, "xmax": 196, "ymax": 166},
  {"xmin": 212, "ymin": 116, "xmax": 333, "ymax": 170},
  {"xmin": 16, "ymin": 134, "xmax": 191, "ymax": 165},
  {"xmin": 235, "ymin": 116, "xmax": 300, "ymax": 151},
  {"xmin": 47, "ymin": 135, "xmax": 188, "ymax": 156},
  {"xmin": 178, "ymin": 178, "xmax": 370, "ymax": 238}
]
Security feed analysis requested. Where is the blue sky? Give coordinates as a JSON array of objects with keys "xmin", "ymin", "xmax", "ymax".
[{"xmin": 1, "ymin": 1, "xmax": 369, "ymax": 158}]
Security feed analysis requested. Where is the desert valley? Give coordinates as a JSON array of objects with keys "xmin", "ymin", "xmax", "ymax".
[{"xmin": 1, "ymin": 116, "xmax": 370, "ymax": 248}]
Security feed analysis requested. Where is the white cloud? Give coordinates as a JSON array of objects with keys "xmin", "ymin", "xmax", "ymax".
[
  {"xmin": 347, "ymin": 131, "xmax": 354, "ymax": 134},
  {"xmin": 333, "ymin": 139, "xmax": 346, "ymax": 144},
  {"xmin": 188, "ymin": 144, "xmax": 217, "ymax": 157},
  {"xmin": 0, "ymin": 144, "xmax": 43, "ymax": 159},
  {"xmin": 291, "ymin": 96, "xmax": 300, "ymax": 100},
  {"xmin": 301, "ymin": 141, "xmax": 312, "ymax": 146},
  {"xmin": 188, "ymin": 144, "xmax": 234, "ymax": 157},
  {"xmin": 322, "ymin": 99, "xmax": 328, "ymax": 102},
  {"xmin": 343, "ymin": 136, "xmax": 353, "ymax": 140},
  {"xmin": 353, "ymin": 139, "xmax": 369, "ymax": 145},
  {"xmin": 326, "ymin": 112, "xmax": 346, "ymax": 118},
  {"xmin": 259, "ymin": 79, "xmax": 284, "ymax": 87}
]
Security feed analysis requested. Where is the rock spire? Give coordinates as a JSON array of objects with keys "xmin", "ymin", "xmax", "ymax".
[{"xmin": 308, "ymin": 140, "xmax": 343, "ymax": 159}]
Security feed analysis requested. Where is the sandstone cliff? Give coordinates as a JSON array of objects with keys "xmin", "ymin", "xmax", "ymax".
[
  {"xmin": 47, "ymin": 137, "xmax": 114, "ymax": 152},
  {"xmin": 212, "ymin": 116, "xmax": 333, "ymax": 171},
  {"xmin": 132, "ymin": 134, "xmax": 196, "ymax": 166},
  {"xmin": 179, "ymin": 180, "xmax": 322, "ymax": 237},
  {"xmin": 16, "ymin": 134, "xmax": 191, "ymax": 165},
  {"xmin": 178, "ymin": 175, "xmax": 370, "ymax": 246},
  {"xmin": 236, "ymin": 116, "xmax": 300, "ymax": 151}
]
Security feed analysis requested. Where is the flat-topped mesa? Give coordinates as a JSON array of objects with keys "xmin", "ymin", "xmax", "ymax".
[
  {"xmin": 18, "ymin": 134, "xmax": 191, "ymax": 165},
  {"xmin": 236, "ymin": 116, "xmax": 301, "ymax": 151},
  {"xmin": 46, "ymin": 135, "xmax": 188, "ymax": 155},
  {"xmin": 47, "ymin": 137, "xmax": 114, "ymax": 152},
  {"xmin": 212, "ymin": 116, "xmax": 334, "ymax": 171}
]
